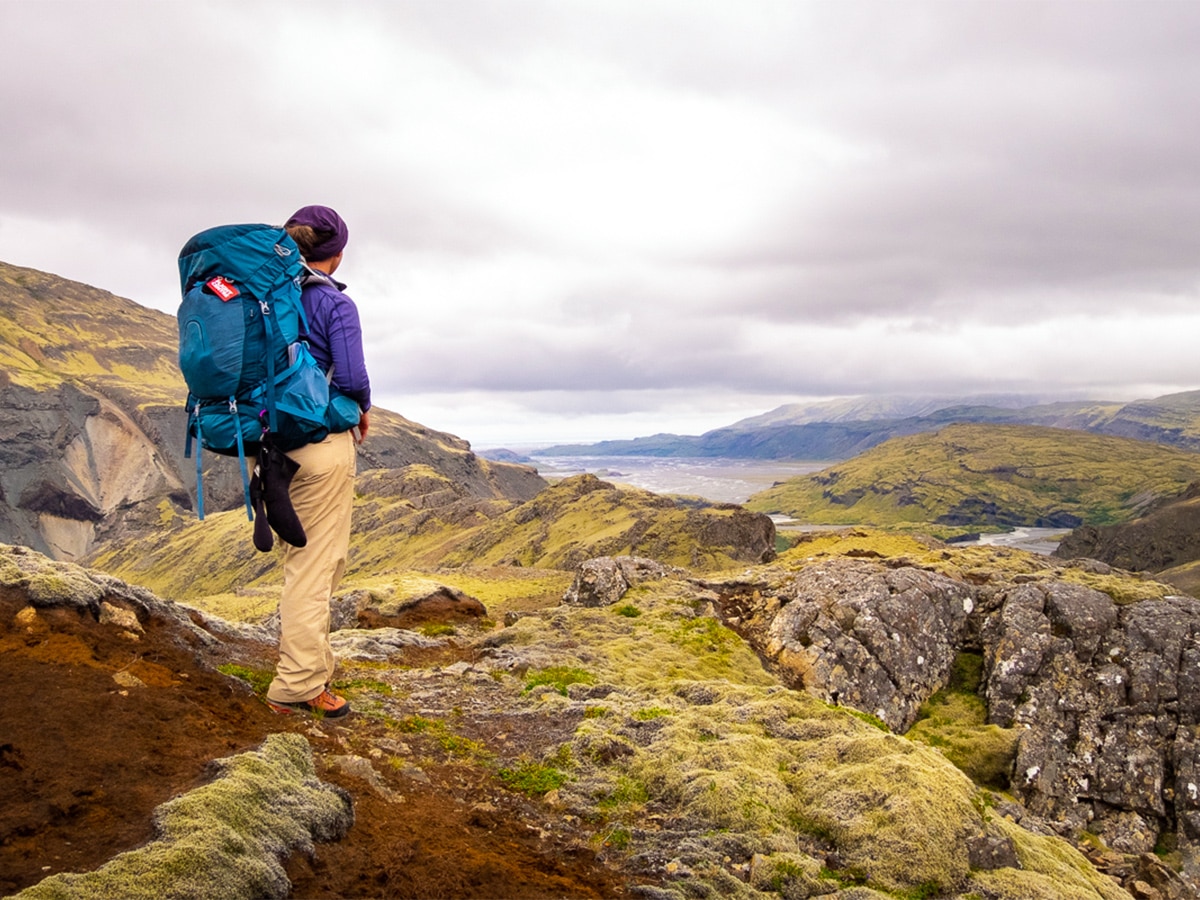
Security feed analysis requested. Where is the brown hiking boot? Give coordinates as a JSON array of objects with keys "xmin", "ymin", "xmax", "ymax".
[{"xmin": 266, "ymin": 688, "xmax": 350, "ymax": 718}]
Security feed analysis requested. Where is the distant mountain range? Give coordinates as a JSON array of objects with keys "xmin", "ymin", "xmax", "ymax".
[{"xmin": 530, "ymin": 392, "xmax": 1200, "ymax": 460}]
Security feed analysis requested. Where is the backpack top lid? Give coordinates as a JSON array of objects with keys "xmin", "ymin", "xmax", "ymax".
[{"xmin": 177, "ymin": 223, "xmax": 304, "ymax": 300}]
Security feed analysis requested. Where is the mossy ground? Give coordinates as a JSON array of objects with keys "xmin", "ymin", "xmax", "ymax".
[
  {"xmin": 489, "ymin": 571, "xmax": 1130, "ymax": 899},
  {"xmin": 0, "ymin": 544, "xmax": 639, "ymax": 900},
  {"xmin": 907, "ymin": 652, "xmax": 1020, "ymax": 790}
]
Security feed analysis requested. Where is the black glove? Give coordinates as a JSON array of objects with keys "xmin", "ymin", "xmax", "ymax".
[
  {"xmin": 250, "ymin": 466, "xmax": 274, "ymax": 552},
  {"xmin": 254, "ymin": 439, "xmax": 308, "ymax": 549}
]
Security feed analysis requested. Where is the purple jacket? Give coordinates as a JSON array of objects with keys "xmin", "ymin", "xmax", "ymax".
[{"xmin": 300, "ymin": 272, "xmax": 372, "ymax": 412}]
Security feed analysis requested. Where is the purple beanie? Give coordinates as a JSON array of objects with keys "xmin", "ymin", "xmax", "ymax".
[{"xmin": 285, "ymin": 205, "xmax": 349, "ymax": 261}]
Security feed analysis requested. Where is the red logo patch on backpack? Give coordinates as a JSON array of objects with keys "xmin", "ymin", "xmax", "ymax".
[{"xmin": 206, "ymin": 276, "xmax": 240, "ymax": 301}]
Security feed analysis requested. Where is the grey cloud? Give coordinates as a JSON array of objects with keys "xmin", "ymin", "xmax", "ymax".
[{"xmin": 5, "ymin": 0, "xmax": 1200, "ymax": 439}]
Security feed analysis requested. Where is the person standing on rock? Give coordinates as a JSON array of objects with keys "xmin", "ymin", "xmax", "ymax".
[{"xmin": 265, "ymin": 204, "xmax": 372, "ymax": 719}]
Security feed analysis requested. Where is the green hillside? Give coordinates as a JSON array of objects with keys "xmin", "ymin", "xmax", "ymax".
[
  {"xmin": 88, "ymin": 473, "xmax": 774, "ymax": 616},
  {"xmin": 0, "ymin": 261, "xmax": 183, "ymax": 408},
  {"xmin": 744, "ymin": 423, "xmax": 1200, "ymax": 531}
]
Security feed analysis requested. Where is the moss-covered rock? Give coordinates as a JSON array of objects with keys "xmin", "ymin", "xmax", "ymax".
[{"xmin": 496, "ymin": 567, "xmax": 1131, "ymax": 898}]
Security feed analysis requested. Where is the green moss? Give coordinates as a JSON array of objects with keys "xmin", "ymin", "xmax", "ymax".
[
  {"xmin": 908, "ymin": 652, "xmax": 1019, "ymax": 790},
  {"xmin": 842, "ymin": 707, "xmax": 891, "ymax": 732},
  {"xmin": 631, "ymin": 706, "xmax": 672, "ymax": 721},
  {"xmin": 391, "ymin": 714, "xmax": 439, "ymax": 734},
  {"xmin": 1059, "ymin": 568, "xmax": 1172, "ymax": 605},
  {"xmin": 181, "ymin": 590, "xmax": 280, "ymax": 623},
  {"xmin": 781, "ymin": 529, "xmax": 937, "ymax": 565},
  {"xmin": 26, "ymin": 569, "xmax": 104, "ymax": 606},
  {"xmin": 614, "ymin": 603, "xmax": 642, "ymax": 618},
  {"xmin": 331, "ymin": 677, "xmax": 393, "ymax": 696},
  {"xmin": 217, "ymin": 664, "xmax": 274, "ymax": 696},
  {"xmin": 497, "ymin": 757, "xmax": 569, "ymax": 796},
  {"xmin": 523, "ymin": 665, "xmax": 596, "ymax": 696},
  {"xmin": 599, "ymin": 825, "xmax": 632, "ymax": 851},
  {"xmin": 15, "ymin": 734, "xmax": 351, "ymax": 900},
  {"xmin": 386, "ymin": 714, "xmax": 489, "ymax": 760},
  {"xmin": 597, "ymin": 775, "xmax": 650, "ymax": 811},
  {"xmin": 670, "ymin": 615, "xmax": 739, "ymax": 658}
]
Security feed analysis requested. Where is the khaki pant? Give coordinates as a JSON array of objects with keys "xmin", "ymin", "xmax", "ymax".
[{"xmin": 266, "ymin": 430, "xmax": 357, "ymax": 704}]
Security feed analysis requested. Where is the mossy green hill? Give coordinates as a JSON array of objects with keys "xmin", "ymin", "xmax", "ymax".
[
  {"xmin": 745, "ymin": 422, "xmax": 1200, "ymax": 531},
  {"xmin": 0, "ymin": 260, "xmax": 182, "ymax": 408},
  {"xmin": 88, "ymin": 473, "xmax": 775, "ymax": 614}
]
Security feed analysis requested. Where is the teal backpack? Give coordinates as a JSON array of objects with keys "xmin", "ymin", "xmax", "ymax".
[{"xmin": 177, "ymin": 223, "xmax": 333, "ymax": 519}]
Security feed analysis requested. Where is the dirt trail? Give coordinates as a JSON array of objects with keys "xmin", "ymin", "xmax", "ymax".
[{"xmin": 0, "ymin": 587, "xmax": 638, "ymax": 898}]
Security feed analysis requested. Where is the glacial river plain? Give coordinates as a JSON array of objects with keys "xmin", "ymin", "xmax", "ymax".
[{"xmin": 528, "ymin": 454, "xmax": 1064, "ymax": 555}]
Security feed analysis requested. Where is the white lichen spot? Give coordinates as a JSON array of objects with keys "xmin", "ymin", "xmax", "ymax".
[
  {"xmin": 1188, "ymin": 783, "xmax": 1198, "ymax": 802},
  {"xmin": 917, "ymin": 655, "xmax": 925, "ymax": 666},
  {"xmin": 1025, "ymin": 766, "xmax": 1041, "ymax": 784},
  {"xmin": 963, "ymin": 596, "xmax": 974, "ymax": 614}
]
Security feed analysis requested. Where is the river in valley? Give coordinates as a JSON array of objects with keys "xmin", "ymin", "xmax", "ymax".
[
  {"xmin": 528, "ymin": 454, "xmax": 1065, "ymax": 555},
  {"xmin": 529, "ymin": 455, "xmax": 827, "ymax": 505}
]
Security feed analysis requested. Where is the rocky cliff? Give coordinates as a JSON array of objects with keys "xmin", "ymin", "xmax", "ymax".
[{"xmin": 0, "ymin": 260, "xmax": 544, "ymax": 560}]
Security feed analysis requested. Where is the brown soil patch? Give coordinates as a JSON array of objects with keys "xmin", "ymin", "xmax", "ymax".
[{"xmin": 0, "ymin": 587, "xmax": 640, "ymax": 898}]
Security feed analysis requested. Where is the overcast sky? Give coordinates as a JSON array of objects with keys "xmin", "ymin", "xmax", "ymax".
[{"xmin": 4, "ymin": 0, "xmax": 1200, "ymax": 447}]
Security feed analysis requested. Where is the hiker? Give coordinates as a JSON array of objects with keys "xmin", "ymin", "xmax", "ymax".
[{"xmin": 264, "ymin": 204, "xmax": 372, "ymax": 719}]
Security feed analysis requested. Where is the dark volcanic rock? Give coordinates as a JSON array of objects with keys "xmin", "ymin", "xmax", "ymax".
[
  {"xmin": 715, "ymin": 557, "xmax": 976, "ymax": 732},
  {"xmin": 705, "ymin": 553, "xmax": 1200, "ymax": 883},
  {"xmin": 986, "ymin": 585, "xmax": 1200, "ymax": 858}
]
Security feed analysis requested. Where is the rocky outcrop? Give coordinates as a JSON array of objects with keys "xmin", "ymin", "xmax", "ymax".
[
  {"xmin": 567, "ymin": 551, "xmax": 1200, "ymax": 890},
  {"xmin": 0, "ymin": 382, "xmax": 188, "ymax": 560},
  {"xmin": 713, "ymin": 557, "xmax": 975, "ymax": 732},
  {"xmin": 982, "ymin": 581, "xmax": 1200, "ymax": 865},
  {"xmin": 563, "ymin": 556, "xmax": 685, "ymax": 607}
]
